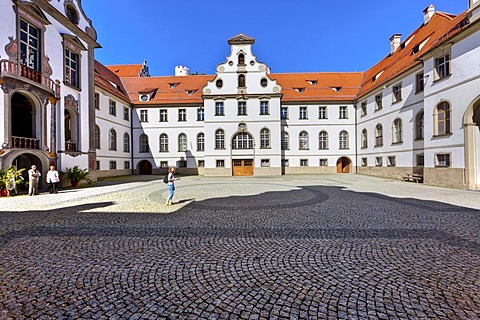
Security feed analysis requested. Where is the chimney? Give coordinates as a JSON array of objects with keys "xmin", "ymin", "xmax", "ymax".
[
  {"xmin": 423, "ymin": 4, "xmax": 435, "ymax": 25},
  {"xmin": 390, "ymin": 34, "xmax": 402, "ymax": 55}
]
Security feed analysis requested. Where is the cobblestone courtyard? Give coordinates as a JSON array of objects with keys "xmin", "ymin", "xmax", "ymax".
[{"xmin": 0, "ymin": 174, "xmax": 479, "ymax": 319}]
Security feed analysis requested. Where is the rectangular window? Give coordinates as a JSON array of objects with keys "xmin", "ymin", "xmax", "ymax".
[
  {"xmin": 415, "ymin": 73, "xmax": 425, "ymax": 93},
  {"xmin": 261, "ymin": 159, "xmax": 270, "ymax": 167},
  {"xmin": 160, "ymin": 161, "xmax": 168, "ymax": 168},
  {"xmin": 140, "ymin": 109, "xmax": 148, "ymax": 122},
  {"xmin": 65, "ymin": 49, "xmax": 79, "ymax": 88},
  {"xmin": 215, "ymin": 102, "xmax": 224, "ymax": 116},
  {"xmin": 392, "ymin": 83, "xmax": 402, "ymax": 103},
  {"xmin": 375, "ymin": 94, "xmax": 383, "ymax": 111},
  {"xmin": 109, "ymin": 161, "xmax": 117, "ymax": 170},
  {"xmin": 124, "ymin": 161, "xmax": 130, "ymax": 169},
  {"xmin": 216, "ymin": 160, "xmax": 225, "ymax": 167},
  {"xmin": 435, "ymin": 54, "xmax": 450, "ymax": 80},
  {"xmin": 260, "ymin": 101, "xmax": 269, "ymax": 115},
  {"xmin": 198, "ymin": 160, "xmax": 205, "ymax": 168},
  {"xmin": 197, "ymin": 107, "xmax": 204, "ymax": 121},
  {"xmin": 319, "ymin": 159, "xmax": 328, "ymax": 166},
  {"xmin": 375, "ymin": 157, "xmax": 383, "ymax": 167},
  {"xmin": 360, "ymin": 101, "xmax": 367, "ymax": 117},
  {"xmin": 300, "ymin": 159, "xmax": 309, "ymax": 167},
  {"xmin": 123, "ymin": 107, "xmax": 130, "ymax": 121},
  {"xmin": 20, "ymin": 20, "xmax": 40, "ymax": 72},
  {"xmin": 387, "ymin": 156, "xmax": 396, "ymax": 167},
  {"xmin": 318, "ymin": 106, "xmax": 327, "ymax": 119},
  {"xmin": 339, "ymin": 106, "xmax": 348, "ymax": 119},
  {"xmin": 178, "ymin": 109, "xmax": 187, "ymax": 122},
  {"xmin": 109, "ymin": 100, "xmax": 116, "ymax": 116},
  {"xmin": 361, "ymin": 158, "xmax": 367, "ymax": 167},
  {"xmin": 299, "ymin": 106, "xmax": 308, "ymax": 120},
  {"xmin": 435, "ymin": 153, "xmax": 451, "ymax": 167},
  {"xmin": 282, "ymin": 159, "xmax": 289, "ymax": 167},
  {"xmin": 281, "ymin": 106, "xmax": 288, "ymax": 120},
  {"xmin": 238, "ymin": 101, "xmax": 247, "ymax": 116},
  {"xmin": 94, "ymin": 93, "xmax": 100, "ymax": 110},
  {"xmin": 416, "ymin": 154, "xmax": 424, "ymax": 167},
  {"xmin": 177, "ymin": 160, "xmax": 187, "ymax": 168},
  {"xmin": 159, "ymin": 109, "xmax": 168, "ymax": 122},
  {"xmin": 96, "ymin": 160, "xmax": 100, "ymax": 170}
]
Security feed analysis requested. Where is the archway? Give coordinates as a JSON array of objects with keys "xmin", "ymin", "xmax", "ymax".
[
  {"xmin": 138, "ymin": 160, "xmax": 152, "ymax": 175},
  {"xmin": 464, "ymin": 97, "xmax": 480, "ymax": 189},
  {"xmin": 336, "ymin": 157, "xmax": 351, "ymax": 173},
  {"xmin": 11, "ymin": 153, "xmax": 43, "ymax": 191},
  {"xmin": 11, "ymin": 92, "xmax": 37, "ymax": 148}
]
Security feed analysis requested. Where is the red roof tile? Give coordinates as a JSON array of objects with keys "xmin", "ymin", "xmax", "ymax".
[
  {"xmin": 106, "ymin": 64, "xmax": 143, "ymax": 77},
  {"xmin": 94, "ymin": 60, "xmax": 130, "ymax": 103}
]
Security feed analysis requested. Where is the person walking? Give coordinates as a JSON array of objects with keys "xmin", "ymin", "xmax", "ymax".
[
  {"xmin": 165, "ymin": 166, "xmax": 178, "ymax": 206},
  {"xmin": 46, "ymin": 165, "xmax": 60, "ymax": 194},
  {"xmin": 28, "ymin": 164, "xmax": 41, "ymax": 196}
]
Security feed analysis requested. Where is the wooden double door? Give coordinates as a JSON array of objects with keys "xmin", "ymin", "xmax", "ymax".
[{"xmin": 232, "ymin": 159, "xmax": 253, "ymax": 176}]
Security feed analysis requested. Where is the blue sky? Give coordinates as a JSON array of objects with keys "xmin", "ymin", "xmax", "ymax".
[{"xmin": 83, "ymin": 1, "xmax": 468, "ymax": 76}]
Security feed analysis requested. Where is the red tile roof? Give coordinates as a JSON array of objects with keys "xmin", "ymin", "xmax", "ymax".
[
  {"xmin": 94, "ymin": 60, "xmax": 130, "ymax": 103},
  {"xmin": 106, "ymin": 64, "xmax": 143, "ymax": 77},
  {"xmin": 271, "ymin": 72, "xmax": 363, "ymax": 102},
  {"xmin": 121, "ymin": 75, "xmax": 215, "ymax": 105},
  {"xmin": 358, "ymin": 11, "xmax": 469, "ymax": 98}
]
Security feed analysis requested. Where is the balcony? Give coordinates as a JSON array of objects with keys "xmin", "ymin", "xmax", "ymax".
[
  {"xmin": 0, "ymin": 59, "xmax": 59, "ymax": 96},
  {"xmin": 11, "ymin": 136, "xmax": 39, "ymax": 149},
  {"xmin": 65, "ymin": 141, "xmax": 77, "ymax": 151}
]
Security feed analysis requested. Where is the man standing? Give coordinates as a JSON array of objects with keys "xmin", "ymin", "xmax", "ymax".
[{"xmin": 28, "ymin": 164, "xmax": 41, "ymax": 196}]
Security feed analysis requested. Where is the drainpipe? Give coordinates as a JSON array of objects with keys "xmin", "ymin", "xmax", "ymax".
[{"xmin": 130, "ymin": 107, "xmax": 134, "ymax": 175}]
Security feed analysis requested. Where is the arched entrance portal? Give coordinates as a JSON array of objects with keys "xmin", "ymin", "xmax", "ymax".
[
  {"xmin": 138, "ymin": 160, "xmax": 152, "ymax": 175},
  {"xmin": 336, "ymin": 157, "xmax": 351, "ymax": 173},
  {"xmin": 464, "ymin": 98, "xmax": 480, "ymax": 189},
  {"xmin": 12, "ymin": 153, "xmax": 43, "ymax": 191}
]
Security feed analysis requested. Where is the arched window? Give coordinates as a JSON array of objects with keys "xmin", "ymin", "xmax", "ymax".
[
  {"xmin": 319, "ymin": 131, "xmax": 328, "ymax": 150},
  {"xmin": 109, "ymin": 129, "xmax": 117, "ymax": 151},
  {"xmin": 159, "ymin": 133, "xmax": 169, "ymax": 152},
  {"xmin": 238, "ymin": 74, "xmax": 246, "ymax": 88},
  {"xmin": 232, "ymin": 132, "xmax": 253, "ymax": 149},
  {"xmin": 260, "ymin": 128, "xmax": 270, "ymax": 149},
  {"xmin": 197, "ymin": 132, "xmax": 205, "ymax": 151},
  {"xmin": 178, "ymin": 133, "xmax": 187, "ymax": 152},
  {"xmin": 94, "ymin": 125, "xmax": 100, "ymax": 149},
  {"xmin": 416, "ymin": 111, "xmax": 424, "ymax": 139},
  {"xmin": 435, "ymin": 102, "xmax": 451, "ymax": 135},
  {"xmin": 375, "ymin": 124, "xmax": 383, "ymax": 146},
  {"xmin": 339, "ymin": 131, "xmax": 349, "ymax": 149},
  {"xmin": 299, "ymin": 131, "xmax": 309, "ymax": 150},
  {"xmin": 215, "ymin": 129, "xmax": 225, "ymax": 149},
  {"xmin": 392, "ymin": 118, "xmax": 403, "ymax": 143},
  {"xmin": 238, "ymin": 53, "xmax": 245, "ymax": 65},
  {"xmin": 282, "ymin": 131, "xmax": 289, "ymax": 150},
  {"xmin": 123, "ymin": 132, "xmax": 130, "ymax": 152},
  {"xmin": 139, "ymin": 134, "xmax": 149, "ymax": 153},
  {"xmin": 66, "ymin": 5, "xmax": 79, "ymax": 24},
  {"xmin": 361, "ymin": 129, "xmax": 368, "ymax": 149}
]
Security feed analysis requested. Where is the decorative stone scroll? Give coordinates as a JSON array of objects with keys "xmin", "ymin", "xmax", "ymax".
[
  {"xmin": 64, "ymin": 94, "xmax": 79, "ymax": 113},
  {"xmin": 42, "ymin": 55, "xmax": 53, "ymax": 77},
  {"xmin": 5, "ymin": 37, "xmax": 18, "ymax": 61}
]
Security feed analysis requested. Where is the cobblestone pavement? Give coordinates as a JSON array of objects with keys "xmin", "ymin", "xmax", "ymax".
[{"xmin": 0, "ymin": 174, "xmax": 479, "ymax": 319}]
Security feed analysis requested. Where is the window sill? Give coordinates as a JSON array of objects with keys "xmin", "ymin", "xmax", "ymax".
[
  {"xmin": 435, "ymin": 165, "xmax": 451, "ymax": 168},
  {"xmin": 374, "ymin": 108, "xmax": 383, "ymax": 112},
  {"xmin": 433, "ymin": 74, "xmax": 452, "ymax": 83},
  {"xmin": 432, "ymin": 133, "xmax": 452, "ymax": 138},
  {"xmin": 215, "ymin": 115, "xmax": 225, "ymax": 117},
  {"xmin": 391, "ymin": 141, "xmax": 403, "ymax": 145},
  {"xmin": 391, "ymin": 99, "xmax": 402, "ymax": 105},
  {"xmin": 260, "ymin": 114, "xmax": 270, "ymax": 116},
  {"xmin": 318, "ymin": 118, "xmax": 328, "ymax": 120},
  {"xmin": 63, "ymin": 82, "xmax": 82, "ymax": 92},
  {"xmin": 374, "ymin": 144, "xmax": 383, "ymax": 147},
  {"xmin": 299, "ymin": 118, "xmax": 309, "ymax": 120},
  {"xmin": 238, "ymin": 114, "xmax": 248, "ymax": 116}
]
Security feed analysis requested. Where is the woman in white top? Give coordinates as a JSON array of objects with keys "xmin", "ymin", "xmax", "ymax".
[
  {"xmin": 166, "ymin": 166, "xmax": 178, "ymax": 206},
  {"xmin": 46, "ymin": 165, "xmax": 60, "ymax": 194}
]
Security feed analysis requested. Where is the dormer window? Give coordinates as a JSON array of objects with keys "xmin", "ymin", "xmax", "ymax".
[
  {"xmin": 331, "ymin": 87, "xmax": 342, "ymax": 92},
  {"xmin": 238, "ymin": 53, "xmax": 245, "ymax": 65},
  {"xmin": 169, "ymin": 83, "xmax": 179, "ymax": 89},
  {"xmin": 186, "ymin": 90, "xmax": 196, "ymax": 95},
  {"xmin": 66, "ymin": 5, "xmax": 79, "ymax": 25},
  {"xmin": 307, "ymin": 80, "xmax": 317, "ymax": 85},
  {"xmin": 295, "ymin": 88, "xmax": 305, "ymax": 93},
  {"xmin": 412, "ymin": 44, "xmax": 420, "ymax": 54}
]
